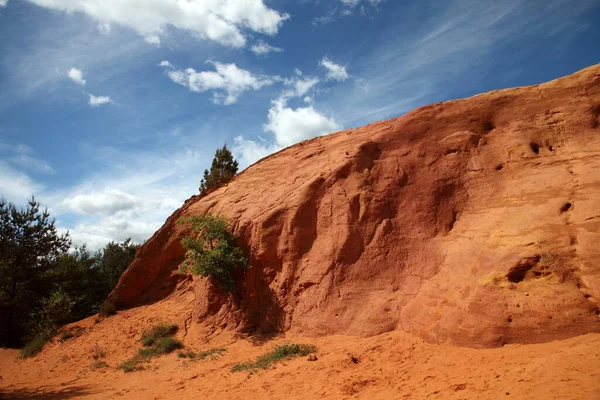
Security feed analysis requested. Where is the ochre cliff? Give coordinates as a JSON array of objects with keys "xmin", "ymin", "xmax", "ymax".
[{"xmin": 107, "ymin": 64, "xmax": 600, "ymax": 348}]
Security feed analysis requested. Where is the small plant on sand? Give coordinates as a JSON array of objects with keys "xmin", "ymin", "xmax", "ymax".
[
  {"xmin": 91, "ymin": 344, "xmax": 106, "ymax": 360},
  {"xmin": 91, "ymin": 360, "xmax": 108, "ymax": 370},
  {"xmin": 177, "ymin": 347, "xmax": 226, "ymax": 361},
  {"xmin": 59, "ymin": 326, "xmax": 84, "ymax": 342},
  {"xmin": 140, "ymin": 324, "xmax": 179, "ymax": 346},
  {"xmin": 231, "ymin": 343, "xmax": 316, "ymax": 373},
  {"xmin": 119, "ymin": 323, "xmax": 182, "ymax": 373},
  {"xmin": 178, "ymin": 215, "xmax": 249, "ymax": 293},
  {"xmin": 19, "ymin": 333, "xmax": 53, "ymax": 358}
]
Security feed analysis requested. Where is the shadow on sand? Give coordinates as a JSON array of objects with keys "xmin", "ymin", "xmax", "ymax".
[{"xmin": 0, "ymin": 385, "xmax": 95, "ymax": 400}]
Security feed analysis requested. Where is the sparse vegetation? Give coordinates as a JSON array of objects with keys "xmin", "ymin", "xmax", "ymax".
[
  {"xmin": 140, "ymin": 324, "xmax": 179, "ymax": 346},
  {"xmin": 178, "ymin": 347, "xmax": 226, "ymax": 361},
  {"xmin": 19, "ymin": 334, "xmax": 52, "ymax": 358},
  {"xmin": 118, "ymin": 356, "xmax": 145, "ymax": 373},
  {"xmin": 91, "ymin": 345, "xmax": 106, "ymax": 360},
  {"xmin": 119, "ymin": 323, "xmax": 182, "ymax": 373},
  {"xmin": 231, "ymin": 343, "xmax": 316, "ymax": 373},
  {"xmin": 178, "ymin": 215, "xmax": 249, "ymax": 292},
  {"xmin": 59, "ymin": 326, "xmax": 84, "ymax": 342},
  {"xmin": 90, "ymin": 360, "xmax": 108, "ymax": 370}
]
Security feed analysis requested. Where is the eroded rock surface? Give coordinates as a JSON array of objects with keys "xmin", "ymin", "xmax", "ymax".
[{"xmin": 107, "ymin": 64, "xmax": 600, "ymax": 348}]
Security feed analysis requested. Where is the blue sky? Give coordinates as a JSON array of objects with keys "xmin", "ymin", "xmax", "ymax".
[{"xmin": 0, "ymin": 0, "xmax": 599, "ymax": 249}]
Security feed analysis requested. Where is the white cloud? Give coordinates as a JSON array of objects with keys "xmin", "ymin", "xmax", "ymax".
[
  {"xmin": 232, "ymin": 136, "xmax": 280, "ymax": 168},
  {"xmin": 159, "ymin": 60, "xmax": 173, "ymax": 68},
  {"xmin": 26, "ymin": 0, "xmax": 289, "ymax": 48},
  {"xmin": 0, "ymin": 143, "xmax": 55, "ymax": 175},
  {"xmin": 67, "ymin": 67, "xmax": 86, "ymax": 85},
  {"xmin": 250, "ymin": 40, "xmax": 283, "ymax": 55},
  {"xmin": 233, "ymin": 97, "xmax": 340, "ymax": 166},
  {"xmin": 97, "ymin": 23, "xmax": 111, "ymax": 35},
  {"xmin": 88, "ymin": 94, "xmax": 112, "ymax": 106},
  {"xmin": 320, "ymin": 57, "xmax": 349, "ymax": 81},
  {"xmin": 341, "ymin": 0, "xmax": 385, "ymax": 8},
  {"xmin": 163, "ymin": 61, "xmax": 277, "ymax": 105},
  {"xmin": 265, "ymin": 98, "xmax": 341, "ymax": 147},
  {"xmin": 61, "ymin": 188, "xmax": 138, "ymax": 215},
  {"xmin": 0, "ymin": 0, "xmax": 8, "ymax": 7},
  {"xmin": 0, "ymin": 162, "xmax": 44, "ymax": 203}
]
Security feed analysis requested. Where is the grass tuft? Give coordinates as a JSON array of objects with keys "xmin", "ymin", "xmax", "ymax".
[
  {"xmin": 118, "ymin": 356, "xmax": 146, "ymax": 373},
  {"xmin": 231, "ymin": 343, "xmax": 316, "ymax": 373},
  {"xmin": 177, "ymin": 347, "xmax": 226, "ymax": 361},
  {"xmin": 90, "ymin": 360, "xmax": 108, "ymax": 370},
  {"xmin": 140, "ymin": 324, "xmax": 179, "ymax": 347},
  {"xmin": 119, "ymin": 323, "xmax": 181, "ymax": 373},
  {"xmin": 19, "ymin": 334, "xmax": 53, "ymax": 358}
]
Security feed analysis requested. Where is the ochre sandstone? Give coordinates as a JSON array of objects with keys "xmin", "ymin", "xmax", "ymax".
[{"xmin": 107, "ymin": 64, "xmax": 600, "ymax": 348}]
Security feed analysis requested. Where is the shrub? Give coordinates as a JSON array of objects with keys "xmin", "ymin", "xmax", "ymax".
[
  {"xmin": 231, "ymin": 343, "xmax": 316, "ymax": 373},
  {"xmin": 91, "ymin": 345, "xmax": 106, "ymax": 360},
  {"xmin": 118, "ymin": 356, "xmax": 145, "ymax": 373},
  {"xmin": 19, "ymin": 334, "xmax": 53, "ymax": 358},
  {"xmin": 59, "ymin": 326, "xmax": 84, "ymax": 342},
  {"xmin": 119, "ymin": 323, "xmax": 181, "ymax": 373},
  {"xmin": 178, "ymin": 215, "xmax": 248, "ymax": 292},
  {"xmin": 177, "ymin": 347, "xmax": 226, "ymax": 361},
  {"xmin": 90, "ymin": 360, "xmax": 108, "ymax": 370},
  {"xmin": 140, "ymin": 324, "xmax": 178, "ymax": 347}
]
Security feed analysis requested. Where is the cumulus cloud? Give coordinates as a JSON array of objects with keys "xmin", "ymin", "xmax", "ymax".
[
  {"xmin": 250, "ymin": 40, "xmax": 283, "ymax": 55},
  {"xmin": 320, "ymin": 57, "xmax": 349, "ymax": 81},
  {"xmin": 162, "ymin": 61, "xmax": 277, "ymax": 105},
  {"xmin": 159, "ymin": 60, "xmax": 173, "ymax": 68},
  {"xmin": 0, "ymin": 162, "xmax": 44, "ymax": 203},
  {"xmin": 88, "ymin": 94, "xmax": 112, "ymax": 106},
  {"xmin": 285, "ymin": 77, "xmax": 320, "ymax": 98},
  {"xmin": 0, "ymin": 0, "xmax": 8, "ymax": 7},
  {"xmin": 66, "ymin": 67, "xmax": 86, "ymax": 85},
  {"xmin": 232, "ymin": 136, "xmax": 280, "ymax": 168},
  {"xmin": 233, "ymin": 95, "xmax": 341, "ymax": 167},
  {"xmin": 61, "ymin": 188, "xmax": 138, "ymax": 216},
  {"xmin": 265, "ymin": 98, "xmax": 341, "ymax": 147},
  {"xmin": 25, "ymin": 0, "xmax": 289, "ymax": 47}
]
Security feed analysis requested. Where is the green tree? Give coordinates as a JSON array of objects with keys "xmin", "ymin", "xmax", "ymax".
[
  {"xmin": 199, "ymin": 144, "xmax": 239, "ymax": 194},
  {"xmin": 178, "ymin": 215, "xmax": 248, "ymax": 292},
  {"xmin": 0, "ymin": 197, "xmax": 71, "ymax": 347}
]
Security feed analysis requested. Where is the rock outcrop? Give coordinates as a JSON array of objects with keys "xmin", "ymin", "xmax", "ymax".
[{"xmin": 107, "ymin": 64, "xmax": 600, "ymax": 348}]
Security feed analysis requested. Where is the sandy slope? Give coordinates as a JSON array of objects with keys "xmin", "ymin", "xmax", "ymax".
[{"xmin": 1, "ymin": 294, "xmax": 599, "ymax": 399}]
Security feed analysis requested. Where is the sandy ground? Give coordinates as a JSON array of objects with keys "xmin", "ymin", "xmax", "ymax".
[
  {"xmin": 1, "ymin": 326, "xmax": 599, "ymax": 399},
  {"xmin": 1, "ymin": 293, "xmax": 599, "ymax": 400}
]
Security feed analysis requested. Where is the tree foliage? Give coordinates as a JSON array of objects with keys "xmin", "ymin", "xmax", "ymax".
[
  {"xmin": 0, "ymin": 197, "xmax": 71, "ymax": 346},
  {"xmin": 199, "ymin": 144, "xmax": 239, "ymax": 194},
  {"xmin": 178, "ymin": 214, "xmax": 248, "ymax": 292},
  {"xmin": 0, "ymin": 197, "xmax": 140, "ymax": 348}
]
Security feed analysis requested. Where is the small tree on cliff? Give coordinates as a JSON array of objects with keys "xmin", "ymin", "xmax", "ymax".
[
  {"xmin": 199, "ymin": 145, "xmax": 239, "ymax": 194},
  {"xmin": 178, "ymin": 214, "xmax": 248, "ymax": 293}
]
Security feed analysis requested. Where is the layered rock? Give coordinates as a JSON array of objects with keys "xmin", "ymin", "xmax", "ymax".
[{"xmin": 107, "ymin": 64, "xmax": 600, "ymax": 348}]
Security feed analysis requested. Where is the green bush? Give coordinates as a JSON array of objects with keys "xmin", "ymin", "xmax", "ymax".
[
  {"xmin": 178, "ymin": 215, "xmax": 248, "ymax": 292},
  {"xmin": 90, "ymin": 360, "xmax": 108, "ymax": 370},
  {"xmin": 177, "ymin": 347, "xmax": 226, "ymax": 361},
  {"xmin": 19, "ymin": 334, "xmax": 53, "ymax": 358},
  {"xmin": 231, "ymin": 343, "xmax": 316, "ymax": 373},
  {"xmin": 140, "ymin": 324, "xmax": 178, "ymax": 346},
  {"xmin": 119, "ymin": 323, "xmax": 181, "ymax": 373},
  {"xmin": 118, "ymin": 356, "xmax": 145, "ymax": 373}
]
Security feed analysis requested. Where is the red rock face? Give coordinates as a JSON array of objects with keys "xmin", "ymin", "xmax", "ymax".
[{"xmin": 107, "ymin": 64, "xmax": 600, "ymax": 348}]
